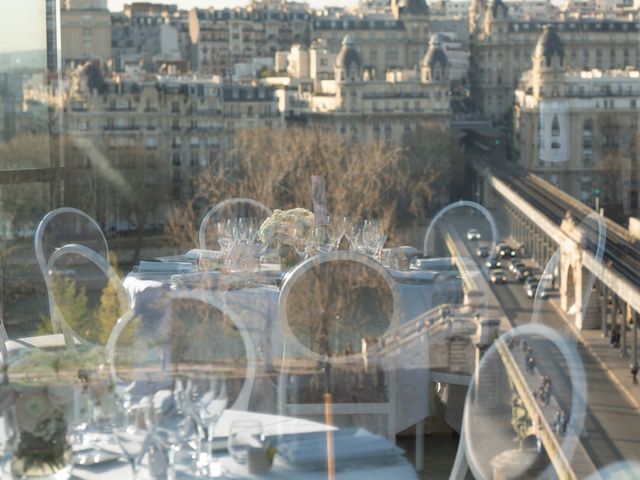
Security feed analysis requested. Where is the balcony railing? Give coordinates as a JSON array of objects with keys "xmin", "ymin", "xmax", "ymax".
[{"xmin": 104, "ymin": 125, "xmax": 140, "ymax": 131}]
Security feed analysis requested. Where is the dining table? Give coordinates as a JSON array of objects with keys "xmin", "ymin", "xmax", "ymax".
[
  {"xmin": 69, "ymin": 409, "xmax": 418, "ymax": 479},
  {"xmin": 122, "ymin": 251, "xmax": 463, "ymax": 435}
]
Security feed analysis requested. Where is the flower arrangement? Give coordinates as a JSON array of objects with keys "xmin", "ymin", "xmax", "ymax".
[
  {"xmin": 258, "ymin": 208, "xmax": 315, "ymax": 268},
  {"xmin": 258, "ymin": 208, "xmax": 315, "ymax": 246},
  {"xmin": 5, "ymin": 347, "xmax": 111, "ymax": 479}
]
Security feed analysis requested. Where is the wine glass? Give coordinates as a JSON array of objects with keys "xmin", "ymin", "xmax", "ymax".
[
  {"xmin": 362, "ymin": 220, "xmax": 385, "ymax": 257},
  {"xmin": 236, "ymin": 217, "xmax": 259, "ymax": 245},
  {"xmin": 186, "ymin": 375, "xmax": 228, "ymax": 474},
  {"xmin": 349, "ymin": 221, "xmax": 366, "ymax": 254},
  {"xmin": 216, "ymin": 220, "xmax": 237, "ymax": 254},
  {"xmin": 112, "ymin": 396, "xmax": 150, "ymax": 479},
  {"xmin": 309, "ymin": 226, "xmax": 333, "ymax": 254},
  {"xmin": 154, "ymin": 384, "xmax": 197, "ymax": 477}
]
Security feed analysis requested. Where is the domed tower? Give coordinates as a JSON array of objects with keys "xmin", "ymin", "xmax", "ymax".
[
  {"xmin": 421, "ymin": 34, "xmax": 449, "ymax": 83},
  {"xmin": 483, "ymin": 0, "xmax": 508, "ymax": 34},
  {"xmin": 334, "ymin": 35, "xmax": 362, "ymax": 83},
  {"xmin": 533, "ymin": 25, "xmax": 565, "ymax": 72},
  {"xmin": 468, "ymin": 0, "xmax": 486, "ymax": 35},
  {"xmin": 531, "ymin": 25, "xmax": 568, "ymax": 164},
  {"xmin": 531, "ymin": 25, "xmax": 566, "ymax": 99},
  {"xmin": 391, "ymin": 0, "xmax": 429, "ymax": 18},
  {"xmin": 74, "ymin": 60, "xmax": 108, "ymax": 95}
]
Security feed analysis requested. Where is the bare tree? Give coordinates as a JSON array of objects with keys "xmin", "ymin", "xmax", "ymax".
[
  {"xmin": 163, "ymin": 125, "xmax": 461, "ymax": 249},
  {"xmin": 109, "ymin": 146, "xmax": 169, "ymax": 262},
  {"xmin": 400, "ymin": 124, "xmax": 463, "ymax": 221}
]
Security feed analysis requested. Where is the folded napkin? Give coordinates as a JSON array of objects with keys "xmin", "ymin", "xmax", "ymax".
[
  {"xmin": 170, "ymin": 271, "xmax": 257, "ymax": 289},
  {"xmin": 389, "ymin": 269, "xmax": 439, "ymax": 283},
  {"xmin": 383, "ymin": 246, "xmax": 420, "ymax": 258},
  {"xmin": 138, "ymin": 261, "xmax": 194, "ymax": 273},
  {"xmin": 185, "ymin": 249, "xmax": 225, "ymax": 260},
  {"xmin": 277, "ymin": 428, "xmax": 401, "ymax": 466}
]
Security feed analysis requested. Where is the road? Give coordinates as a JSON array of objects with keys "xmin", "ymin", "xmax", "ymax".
[{"xmin": 446, "ymin": 212, "xmax": 640, "ymax": 471}]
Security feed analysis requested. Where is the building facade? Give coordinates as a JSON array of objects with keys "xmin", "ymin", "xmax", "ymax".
[
  {"xmin": 23, "ymin": 63, "xmax": 282, "ymax": 230},
  {"xmin": 310, "ymin": 0, "xmax": 432, "ymax": 81},
  {"xmin": 469, "ymin": 0, "xmax": 639, "ymax": 121},
  {"xmin": 274, "ymin": 35, "xmax": 451, "ymax": 144},
  {"xmin": 514, "ymin": 26, "xmax": 640, "ymax": 215},
  {"xmin": 188, "ymin": 1, "xmax": 311, "ymax": 77},
  {"xmin": 60, "ymin": 1, "xmax": 111, "ymax": 68},
  {"xmin": 111, "ymin": 6, "xmax": 191, "ymax": 72}
]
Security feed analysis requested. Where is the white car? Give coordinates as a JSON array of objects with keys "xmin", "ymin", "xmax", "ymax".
[{"xmin": 466, "ymin": 228, "xmax": 482, "ymax": 241}]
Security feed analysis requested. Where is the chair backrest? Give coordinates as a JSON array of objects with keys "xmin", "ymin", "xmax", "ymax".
[
  {"xmin": 277, "ymin": 251, "xmax": 399, "ymax": 439},
  {"xmin": 198, "ymin": 198, "xmax": 272, "ymax": 250},
  {"xmin": 422, "ymin": 200, "xmax": 498, "ymax": 259},
  {"xmin": 35, "ymin": 208, "xmax": 109, "ymax": 336},
  {"xmin": 46, "ymin": 244, "xmax": 129, "ymax": 348},
  {"xmin": 35, "ymin": 207, "xmax": 108, "ymax": 279},
  {"xmin": 106, "ymin": 289, "xmax": 256, "ymax": 411}
]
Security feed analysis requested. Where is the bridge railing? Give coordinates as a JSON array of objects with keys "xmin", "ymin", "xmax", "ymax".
[
  {"xmin": 495, "ymin": 338, "xmax": 579, "ymax": 480},
  {"xmin": 528, "ymin": 174, "xmax": 631, "ymax": 242}
]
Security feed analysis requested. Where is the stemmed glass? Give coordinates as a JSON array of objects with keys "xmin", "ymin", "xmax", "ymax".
[
  {"xmin": 309, "ymin": 226, "xmax": 334, "ymax": 254},
  {"xmin": 112, "ymin": 395, "xmax": 151, "ymax": 479},
  {"xmin": 186, "ymin": 375, "xmax": 228, "ymax": 475},
  {"xmin": 350, "ymin": 221, "xmax": 366, "ymax": 254},
  {"xmin": 235, "ymin": 218, "xmax": 259, "ymax": 245},
  {"xmin": 216, "ymin": 220, "xmax": 236, "ymax": 255},
  {"xmin": 153, "ymin": 382, "xmax": 197, "ymax": 478},
  {"xmin": 362, "ymin": 220, "xmax": 386, "ymax": 258}
]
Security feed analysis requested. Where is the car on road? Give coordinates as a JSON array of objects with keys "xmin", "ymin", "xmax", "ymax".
[
  {"xmin": 485, "ymin": 258, "xmax": 502, "ymax": 269},
  {"xmin": 524, "ymin": 277, "xmax": 539, "ymax": 298},
  {"xmin": 490, "ymin": 269, "xmax": 507, "ymax": 284},
  {"xmin": 467, "ymin": 228, "xmax": 482, "ymax": 241},
  {"xmin": 498, "ymin": 245, "xmax": 517, "ymax": 259},
  {"xmin": 476, "ymin": 246, "xmax": 490, "ymax": 257},
  {"xmin": 535, "ymin": 275, "xmax": 555, "ymax": 298},
  {"xmin": 515, "ymin": 267, "xmax": 534, "ymax": 282},
  {"xmin": 509, "ymin": 261, "xmax": 525, "ymax": 274}
]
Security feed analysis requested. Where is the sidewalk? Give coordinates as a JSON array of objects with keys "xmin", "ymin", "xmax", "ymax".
[{"xmin": 549, "ymin": 297, "xmax": 640, "ymax": 413}]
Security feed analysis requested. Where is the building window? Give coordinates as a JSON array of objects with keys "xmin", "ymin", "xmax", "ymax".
[{"xmin": 551, "ymin": 114, "xmax": 561, "ymax": 149}]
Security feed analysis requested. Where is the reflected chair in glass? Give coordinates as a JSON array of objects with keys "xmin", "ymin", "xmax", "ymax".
[
  {"xmin": 34, "ymin": 208, "xmax": 110, "ymax": 342},
  {"xmin": 106, "ymin": 289, "xmax": 256, "ymax": 411},
  {"xmin": 198, "ymin": 198, "xmax": 272, "ymax": 251},
  {"xmin": 277, "ymin": 252, "xmax": 408, "ymax": 446},
  {"xmin": 46, "ymin": 243, "xmax": 129, "ymax": 348},
  {"xmin": 422, "ymin": 200, "xmax": 499, "ymax": 260}
]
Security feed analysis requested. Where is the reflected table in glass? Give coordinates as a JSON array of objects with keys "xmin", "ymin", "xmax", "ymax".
[{"xmin": 69, "ymin": 410, "xmax": 417, "ymax": 480}]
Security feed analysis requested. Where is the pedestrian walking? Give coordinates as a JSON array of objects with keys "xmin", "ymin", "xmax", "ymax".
[{"xmin": 631, "ymin": 364, "xmax": 639, "ymax": 385}]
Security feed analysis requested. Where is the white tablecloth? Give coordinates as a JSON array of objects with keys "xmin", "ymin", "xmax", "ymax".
[
  {"xmin": 70, "ymin": 410, "xmax": 417, "ymax": 479},
  {"xmin": 122, "ymin": 267, "xmax": 449, "ymax": 433}
]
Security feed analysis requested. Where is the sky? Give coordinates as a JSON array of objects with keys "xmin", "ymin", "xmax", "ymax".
[
  {"xmin": 0, "ymin": 0, "xmax": 46, "ymax": 53},
  {"xmin": 107, "ymin": 0, "xmax": 357, "ymax": 10}
]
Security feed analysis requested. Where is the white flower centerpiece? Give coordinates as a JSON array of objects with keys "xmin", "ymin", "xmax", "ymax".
[
  {"xmin": 258, "ymin": 208, "xmax": 315, "ymax": 269},
  {"xmin": 4, "ymin": 347, "xmax": 111, "ymax": 479}
]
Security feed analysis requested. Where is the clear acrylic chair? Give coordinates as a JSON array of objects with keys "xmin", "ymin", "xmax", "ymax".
[
  {"xmin": 277, "ymin": 251, "xmax": 401, "ymax": 441},
  {"xmin": 198, "ymin": 198, "xmax": 272, "ymax": 250},
  {"xmin": 46, "ymin": 243, "xmax": 129, "ymax": 348},
  {"xmin": 106, "ymin": 289, "xmax": 256, "ymax": 411},
  {"xmin": 34, "ymin": 208, "xmax": 109, "ymax": 338}
]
